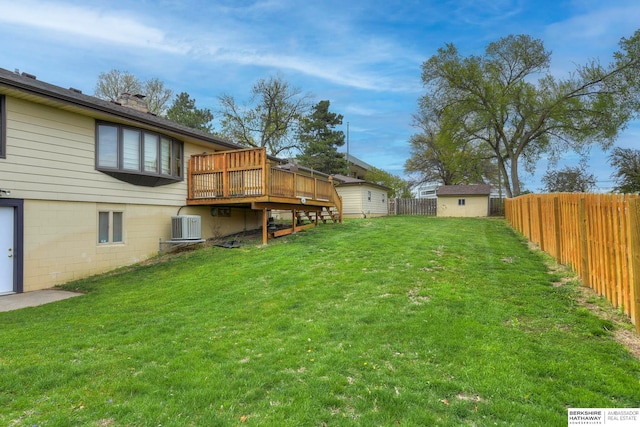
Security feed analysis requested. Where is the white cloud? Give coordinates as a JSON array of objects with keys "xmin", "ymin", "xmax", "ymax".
[
  {"xmin": 0, "ymin": 0, "xmax": 186, "ymax": 53},
  {"xmin": 0, "ymin": 0, "xmax": 423, "ymax": 92},
  {"xmin": 545, "ymin": 3, "xmax": 640, "ymax": 48}
]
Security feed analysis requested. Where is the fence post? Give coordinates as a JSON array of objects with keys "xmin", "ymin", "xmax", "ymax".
[
  {"xmin": 627, "ymin": 198, "xmax": 640, "ymax": 330},
  {"xmin": 553, "ymin": 196, "xmax": 562, "ymax": 263},
  {"xmin": 537, "ymin": 197, "xmax": 545, "ymax": 251},
  {"xmin": 578, "ymin": 198, "xmax": 591, "ymax": 288}
]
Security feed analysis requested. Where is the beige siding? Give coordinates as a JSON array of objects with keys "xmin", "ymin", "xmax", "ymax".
[
  {"xmin": 22, "ymin": 200, "xmax": 261, "ymax": 291},
  {"xmin": 1, "ymin": 97, "xmax": 193, "ymax": 205},
  {"xmin": 437, "ymin": 195, "xmax": 488, "ymax": 217},
  {"xmin": 1, "ymin": 95, "xmax": 265, "ymax": 292},
  {"xmin": 337, "ymin": 186, "xmax": 363, "ymax": 218},
  {"xmin": 336, "ymin": 185, "xmax": 388, "ymax": 218}
]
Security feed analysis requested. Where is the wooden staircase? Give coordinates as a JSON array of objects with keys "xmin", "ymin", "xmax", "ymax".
[{"xmin": 296, "ymin": 206, "xmax": 341, "ymax": 225}]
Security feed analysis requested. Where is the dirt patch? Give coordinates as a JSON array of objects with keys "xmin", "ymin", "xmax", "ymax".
[
  {"xmin": 456, "ymin": 393, "xmax": 485, "ymax": 402},
  {"xmin": 615, "ymin": 328, "xmax": 640, "ymax": 359},
  {"xmin": 536, "ymin": 246, "xmax": 640, "ymax": 359}
]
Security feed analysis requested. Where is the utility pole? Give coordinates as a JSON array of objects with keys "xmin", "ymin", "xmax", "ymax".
[{"xmin": 346, "ymin": 121, "xmax": 350, "ymax": 161}]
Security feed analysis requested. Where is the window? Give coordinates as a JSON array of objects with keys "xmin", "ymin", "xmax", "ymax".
[
  {"xmin": 0, "ymin": 95, "xmax": 5, "ymax": 159},
  {"xmin": 368, "ymin": 191, "xmax": 372, "ymax": 202},
  {"xmin": 96, "ymin": 122, "xmax": 183, "ymax": 186},
  {"xmin": 144, "ymin": 133, "xmax": 158, "ymax": 172},
  {"xmin": 458, "ymin": 199, "xmax": 466, "ymax": 206},
  {"xmin": 98, "ymin": 211, "xmax": 123, "ymax": 244}
]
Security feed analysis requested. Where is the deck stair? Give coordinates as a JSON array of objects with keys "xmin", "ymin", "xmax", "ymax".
[{"xmin": 321, "ymin": 207, "xmax": 340, "ymax": 223}]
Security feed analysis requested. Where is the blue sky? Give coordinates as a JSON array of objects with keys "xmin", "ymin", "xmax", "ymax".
[{"xmin": 1, "ymin": 0, "xmax": 638, "ymax": 191}]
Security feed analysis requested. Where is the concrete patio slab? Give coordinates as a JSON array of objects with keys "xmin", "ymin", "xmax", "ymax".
[{"xmin": 0, "ymin": 289, "xmax": 83, "ymax": 312}]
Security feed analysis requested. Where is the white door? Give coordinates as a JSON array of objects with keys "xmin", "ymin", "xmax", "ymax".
[{"xmin": 0, "ymin": 206, "xmax": 14, "ymax": 294}]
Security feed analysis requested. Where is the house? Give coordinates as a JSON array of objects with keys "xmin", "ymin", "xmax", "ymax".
[
  {"xmin": 413, "ymin": 182, "xmax": 439, "ymax": 199},
  {"xmin": 0, "ymin": 68, "xmax": 341, "ymax": 294},
  {"xmin": 436, "ymin": 184, "xmax": 492, "ymax": 217},
  {"xmin": 343, "ymin": 153, "xmax": 373, "ymax": 180},
  {"xmin": 332, "ymin": 174, "xmax": 390, "ymax": 218}
]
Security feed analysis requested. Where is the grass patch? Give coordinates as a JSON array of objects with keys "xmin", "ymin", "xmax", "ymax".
[{"xmin": 1, "ymin": 217, "xmax": 639, "ymax": 426}]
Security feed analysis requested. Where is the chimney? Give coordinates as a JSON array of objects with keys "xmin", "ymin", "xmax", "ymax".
[{"xmin": 116, "ymin": 92, "xmax": 149, "ymax": 113}]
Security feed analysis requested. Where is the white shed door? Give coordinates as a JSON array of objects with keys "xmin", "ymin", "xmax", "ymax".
[{"xmin": 0, "ymin": 206, "xmax": 14, "ymax": 294}]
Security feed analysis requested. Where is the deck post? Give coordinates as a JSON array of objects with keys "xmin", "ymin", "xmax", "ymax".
[
  {"xmin": 222, "ymin": 152, "xmax": 229, "ymax": 197},
  {"xmin": 292, "ymin": 209, "xmax": 297, "ymax": 232},
  {"xmin": 187, "ymin": 157, "xmax": 193, "ymax": 200},
  {"xmin": 262, "ymin": 208, "xmax": 268, "ymax": 245},
  {"xmin": 261, "ymin": 148, "xmax": 268, "ymax": 196},
  {"xmin": 313, "ymin": 177, "xmax": 318, "ymax": 200}
]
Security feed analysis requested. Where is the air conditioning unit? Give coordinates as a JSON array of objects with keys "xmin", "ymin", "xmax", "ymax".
[{"xmin": 171, "ymin": 215, "xmax": 202, "ymax": 240}]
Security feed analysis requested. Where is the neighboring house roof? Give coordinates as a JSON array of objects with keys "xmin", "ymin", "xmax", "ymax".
[
  {"xmin": 436, "ymin": 184, "xmax": 492, "ymax": 196},
  {"xmin": 275, "ymin": 162, "xmax": 330, "ymax": 178},
  {"xmin": 343, "ymin": 153, "xmax": 373, "ymax": 170},
  {"xmin": 0, "ymin": 67, "xmax": 243, "ymax": 151},
  {"xmin": 332, "ymin": 174, "xmax": 391, "ymax": 191}
]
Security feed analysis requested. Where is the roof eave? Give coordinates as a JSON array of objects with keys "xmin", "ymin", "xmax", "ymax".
[{"xmin": 0, "ymin": 71, "xmax": 242, "ymax": 151}]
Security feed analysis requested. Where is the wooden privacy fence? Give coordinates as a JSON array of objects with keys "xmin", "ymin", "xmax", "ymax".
[
  {"xmin": 390, "ymin": 197, "xmax": 504, "ymax": 216},
  {"xmin": 390, "ymin": 198, "xmax": 437, "ymax": 216},
  {"xmin": 505, "ymin": 193, "xmax": 640, "ymax": 331}
]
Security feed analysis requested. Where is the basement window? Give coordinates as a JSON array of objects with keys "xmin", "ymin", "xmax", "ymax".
[
  {"xmin": 96, "ymin": 122, "xmax": 183, "ymax": 186},
  {"xmin": 98, "ymin": 211, "xmax": 123, "ymax": 244}
]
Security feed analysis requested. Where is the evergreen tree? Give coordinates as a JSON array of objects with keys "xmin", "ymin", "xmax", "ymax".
[
  {"xmin": 166, "ymin": 92, "xmax": 214, "ymax": 133},
  {"xmin": 297, "ymin": 100, "xmax": 348, "ymax": 175}
]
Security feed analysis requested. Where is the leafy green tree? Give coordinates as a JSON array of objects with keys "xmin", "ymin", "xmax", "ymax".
[
  {"xmin": 296, "ymin": 100, "xmax": 348, "ymax": 175},
  {"xmin": 166, "ymin": 92, "xmax": 214, "ymax": 133},
  {"xmin": 609, "ymin": 147, "xmax": 640, "ymax": 193},
  {"xmin": 364, "ymin": 167, "xmax": 412, "ymax": 198},
  {"xmin": 405, "ymin": 109, "xmax": 497, "ymax": 185},
  {"xmin": 541, "ymin": 166, "xmax": 595, "ymax": 193},
  {"xmin": 218, "ymin": 75, "xmax": 312, "ymax": 156},
  {"xmin": 418, "ymin": 32, "xmax": 639, "ymax": 197},
  {"xmin": 94, "ymin": 70, "xmax": 173, "ymax": 115}
]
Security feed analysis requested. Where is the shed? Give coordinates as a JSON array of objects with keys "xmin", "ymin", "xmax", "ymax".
[
  {"xmin": 436, "ymin": 184, "xmax": 492, "ymax": 217},
  {"xmin": 332, "ymin": 174, "xmax": 390, "ymax": 218}
]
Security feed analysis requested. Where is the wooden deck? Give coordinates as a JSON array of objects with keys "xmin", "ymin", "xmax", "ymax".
[{"xmin": 187, "ymin": 148, "xmax": 342, "ymax": 243}]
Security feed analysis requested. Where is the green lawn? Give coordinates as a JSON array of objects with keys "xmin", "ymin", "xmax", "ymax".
[{"xmin": 1, "ymin": 217, "xmax": 639, "ymax": 426}]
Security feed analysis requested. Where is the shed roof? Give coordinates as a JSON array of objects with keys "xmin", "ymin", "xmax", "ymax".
[
  {"xmin": 332, "ymin": 174, "xmax": 391, "ymax": 191},
  {"xmin": 436, "ymin": 184, "xmax": 492, "ymax": 196}
]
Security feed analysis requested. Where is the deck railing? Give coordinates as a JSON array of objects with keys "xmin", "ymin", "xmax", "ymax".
[{"xmin": 188, "ymin": 148, "xmax": 339, "ymax": 206}]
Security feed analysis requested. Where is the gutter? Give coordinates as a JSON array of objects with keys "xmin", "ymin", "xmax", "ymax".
[{"xmin": 0, "ymin": 69, "xmax": 242, "ymax": 151}]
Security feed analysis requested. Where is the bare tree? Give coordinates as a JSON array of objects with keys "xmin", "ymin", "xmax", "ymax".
[
  {"xmin": 94, "ymin": 70, "xmax": 173, "ymax": 115},
  {"xmin": 218, "ymin": 75, "xmax": 312, "ymax": 156},
  {"xmin": 95, "ymin": 70, "xmax": 141, "ymax": 101},
  {"xmin": 143, "ymin": 78, "xmax": 173, "ymax": 116}
]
